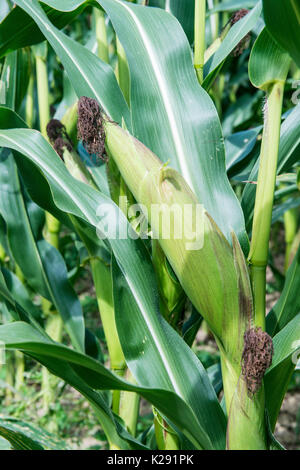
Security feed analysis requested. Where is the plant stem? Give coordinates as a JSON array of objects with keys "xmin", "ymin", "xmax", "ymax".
[
  {"xmin": 45, "ymin": 213, "xmax": 60, "ymax": 249},
  {"xmin": 284, "ymin": 207, "xmax": 297, "ymax": 271},
  {"xmin": 35, "ymin": 52, "xmax": 50, "ymax": 138},
  {"xmin": 0, "ymin": 243, "xmax": 5, "ymax": 262},
  {"xmin": 90, "ymin": 258, "xmax": 125, "ymax": 372},
  {"xmin": 118, "ymin": 370, "xmax": 140, "ymax": 437},
  {"xmin": 61, "ymin": 102, "xmax": 78, "ymax": 146},
  {"xmin": 194, "ymin": 0, "xmax": 206, "ymax": 84},
  {"xmin": 248, "ymin": 81, "xmax": 284, "ymax": 330},
  {"xmin": 14, "ymin": 265, "xmax": 25, "ymax": 390},
  {"xmin": 35, "ymin": 53, "xmax": 62, "ymax": 415},
  {"xmin": 14, "ymin": 264, "xmax": 24, "ymax": 284},
  {"xmin": 154, "ymin": 409, "xmax": 180, "ymax": 450},
  {"xmin": 35, "ymin": 44, "xmax": 61, "ymax": 250},
  {"xmin": 15, "ymin": 351, "xmax": 25, "ymax": 391},
  {"xmin": 207, "ymin": 0, "xmax": 219, "ymax": 41},
  {"xmin": 25, "ymin": 73, "xmax": 34, "ymax": 128},
  {"xmin": 4, "ymin": 352, "xmax": 14, "ymax": 405},
  {"xmin": 42, "ymin": 311, "xmax": 63, "ymax": 416},
  {"xmin": 204, "ymin": 20, "xmax": 231, "ymax": 64},
  {"xmin": 90, "ymin": 257, "xmax": 126, "ymax": 413},
  {"xmin": 116, "ymin": 36, "xmax": 130, "ymax": 105},
  {"xmin": 94, "ymin": 8, "xmax": 109, "ymax": 63}
]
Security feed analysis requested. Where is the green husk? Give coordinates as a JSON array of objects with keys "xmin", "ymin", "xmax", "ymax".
[{"xmin": 103, "ymin": 119, "xmax": 247, "ymax": 354}]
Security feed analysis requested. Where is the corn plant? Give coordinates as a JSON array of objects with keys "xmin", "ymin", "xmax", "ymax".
[{"xmin": 0, "ymin": 0, "xmax": 299, "ymax": 450}]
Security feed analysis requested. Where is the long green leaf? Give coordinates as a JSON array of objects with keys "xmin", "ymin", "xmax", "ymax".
[
  {"xmin": 0, "ymin": 272, "xmax": 146, "ymax": 450},
  {"xmin": 0, "ymin": 416, "xmax": 67, "ymax": 450},
  {"xmin": 0, "ymin": 2, "xmax": 85, "ymax": 58},
  {"xmin": 265, "ymin": 314, "xmax": 300, "ymax": 428},
  {"xmin": 263, "ymin": 0, "xmax": 300, "ymax": 68},
  {"xmin": 0, "ymin": 319, "xmax": 220, "ymax": 449},
  {"xmin": 203, "ymin": 2, "xmax": 262, "ymax": 89},
  {"xmin": 149, "ymin": 0, "xmax": 195, "ymax": 43},
  {"xmin": 266, "ymin": 314, "xmax": 300, "ymax": 375},
  {"xmin": 14, "ymin": 0, "xmax": 130, "ymax": 128},
  {"xmin": 208, "ymin": 0, "xmax": 259, "ymax": 13},
  {"xmin": 0, "ymin": 150, "xmax": 85, "ymax": 352},
  {"xmin": 0, "ymin": 106, "xmax": 71, "ymax": 228},
  {"xmin": 1, "ymin": 267, "xmax": 41, "ymax": 320},
  {"xmin": 248, "ymin": 28, "xmax": 291, "ymax": 90}
]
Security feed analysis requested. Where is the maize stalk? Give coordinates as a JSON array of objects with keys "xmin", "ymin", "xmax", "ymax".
[
  {"xmin": 194, "ymin": 0, "xmax": 206, "ymax": 84},
  {"xmin": 94, "ymin": 7, "xmax": 109, "ymax": 64}
]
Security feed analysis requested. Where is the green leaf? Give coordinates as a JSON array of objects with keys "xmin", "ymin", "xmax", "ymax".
[
  {"xmin": 0, "ymin": 416, "xmax": 68, "ymax": 450},
  {"xmin": 265, "ymin": 357, "xmax": 296, "ymax": 432},
  {"xmin": 0, "ymin": 52, "xmax": 17, "ymax": 108},
  {"xmin": 272, "ymin": 196, "xmax": 300, "ymax": 225},
  {"xmin": 263, "ymin": 0, "xmax": 300, "ymax": 68},
  {"xmin": 14, "ymin": 0, "xmax": 131, "ymax": 128},
  {"xmin": 0, "ymin": 2, "xmax": 86, "ymax": 58},
  {"xmin": 265, "ymin": 314, "xmax": 300, "ymax": 429},
  {"xmin": 0, "ymin": 150, "xmax": 49, "ymax": 299},
  {"xmin": 203, "ymin": 3, "xmax": 262, "ymax": 90},
  {"xmin": 0, "ymin": 1, "xmax": 11, "ymax": 22},
  {"xmin": 0, "ymin": 47, "xmax": 31, "ymax": 113},
  {"xmin": 222, "ymin": 92, "xmax": 263, "ymax": 137},
  {"xmin": 0, "ymin": 53, "xmax": 85, "ymax": 351},
  {"xmin": 207, "ymin": 363, "xmax": 223, "ymax": 395},
  {"xmin": 242, "ymin": 103, "xmax": 300, "ymax": 229},
  {"xmin": 266, "ymin": 313, "xmax": 300, "ymax": 374},
  {"xmin": 0, "ymin": 275, "xmax": 145, "ymax": 450},
  {"xmin": 1, "ymin": 267, "xmax": 41, "ymax": 320},
  {"xmin": 0, "ymin": 213, "xmax": 9, "ymax": 259},
  {"xmin": 0, "ymin": 150, "xmax": 85, "ymax": 352},
  {"xmin": 225, "ymin": 127, "xmax": 262, "ymax": 172},
  {"xmin": 182, "ymin": 309, "xmax": 202, "ymax": 347},
  {"xmin": 208, "ymin": 0, "xmax": 259, "ymax": 14},
  {"xmin": 149, "ymin": 0, "xmax": 195, "ymax": 43},
  {"xmin": 0, "ymin": 320, "xmax": 222, "ymax": 449},
  {"xmin": 0, "ymin": 106, "xmax": 71, "ymax": 228},
  {"xmin": 249, "ymin": 27, "xmax": 291, "ymax": 90},
  {"xmin": 277, "ymin": 107, "xmax": 300, "ymax": 174},
  {"xmin": 265, "ymin": 411, "xmax": 285, "ymax": 450}
]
